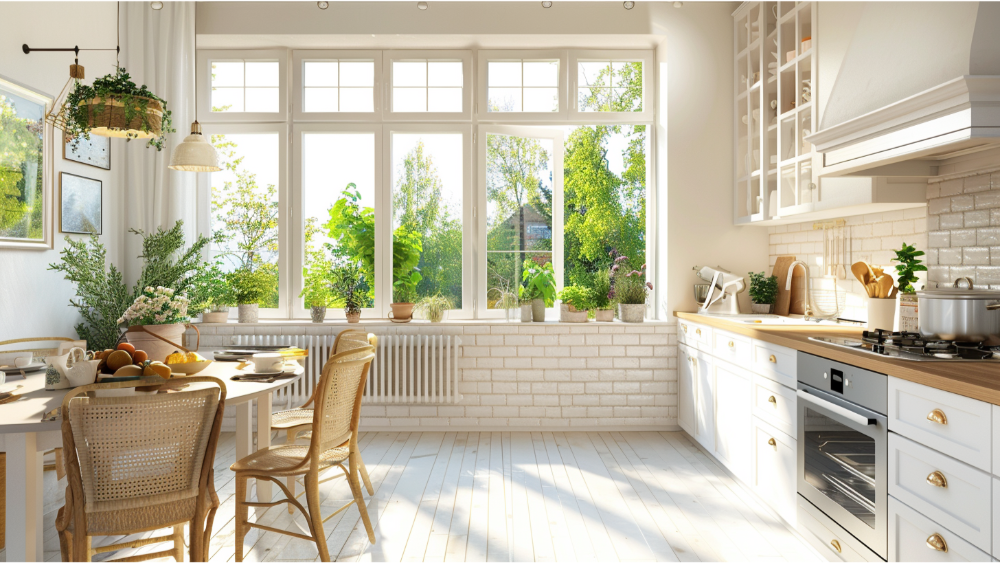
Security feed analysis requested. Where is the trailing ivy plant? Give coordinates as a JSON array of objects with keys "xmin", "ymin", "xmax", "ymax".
[
  {"xmin": 64, "ymin": 67, "xmax": 174, "ymax": 150},
  {"xmin": 892, "ymin": 242, "xmax": 927, "ymax": 293}
]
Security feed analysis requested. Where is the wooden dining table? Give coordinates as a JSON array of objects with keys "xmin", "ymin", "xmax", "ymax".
[{"xmin": 0, "ymin": 361, "xmax": 303, "ymax": 562}]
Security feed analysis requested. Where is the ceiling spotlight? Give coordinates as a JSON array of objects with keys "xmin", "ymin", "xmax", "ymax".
[
  {"xmin": 317, "ymin": 1, "xmax": 329, "ymax": 8},
  {"xmin": 623, "ymin": 1, "xmax": 635, "ymax": 9},
  {"xmin": 417, "ymin": 1, "xmax": 428, "ymax": 9},
  {"xmin": 150, "ymin": 1, "xmax": 163, "ymax": 9},
  {"xmin": 541, "ymin": 1, "xmax": 553, "ymax": 7},
  {"xmin": 673, "ymin": 1, "xmax": 683, "ymax": 6}
]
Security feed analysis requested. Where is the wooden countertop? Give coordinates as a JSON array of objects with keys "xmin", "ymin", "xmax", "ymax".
[{"xmin": 675, "ymin": 311, "xmax": 1000, "ymax": 406}]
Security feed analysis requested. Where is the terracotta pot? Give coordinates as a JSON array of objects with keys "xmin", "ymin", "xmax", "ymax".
[
  {"xmin": 238, "ymin": 303, "xmax": 259, "ymax": 323},
  {"xmin": 560, "ymin": 303, "xmax": 589, "ymax": 323},
  {"xmin": 201, "ymin": 311, "xmax": 229, "ymax": 323},
  {"xmin": 618, "ymin": 303, "xmax": 645, "ymax": 323},
  {"xmin": 346, "ymin": 311, "xmax": 361, "ymax": 324},
  {"xmin": 125, "ymin": 323, "xmax": 190, "ymax": 363},
  {"xmin": 310, "ymin": 306, "xmax": 327, "ymax": 323},
  {"xmin": 595, "ymin": 309, "xmax": 615, "ymax": 322},
  {"xmin": 520, "ymin": 304, "xmax": 533, "ymax": 323},
  {"xmin": 531, "ymin": 299, "xmax": 546, "ymax": 322},
  {"xmin": 389, "ymin": 302, "xmax": 414, "ymax": 322}
]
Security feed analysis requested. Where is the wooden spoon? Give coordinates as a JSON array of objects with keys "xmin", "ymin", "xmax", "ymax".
[
  {"xmin": 876, "ymin": 275, "xmax": 894, "ymax": 299},
  {"xmin": 851, "ymin": 262, "xmax": 871, "ymax": 286}
]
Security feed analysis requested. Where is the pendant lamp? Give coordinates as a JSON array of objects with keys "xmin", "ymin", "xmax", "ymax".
[{"xmin": 168, "ymin": 9, "xmax": 219, "ymax": 172}]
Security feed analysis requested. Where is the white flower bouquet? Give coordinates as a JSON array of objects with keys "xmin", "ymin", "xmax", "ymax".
[{"xmin": 117, "ymin": 286, "xmax": 191, "ymax": 326}]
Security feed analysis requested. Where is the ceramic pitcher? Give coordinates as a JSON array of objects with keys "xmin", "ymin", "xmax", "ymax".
[{"xmin": 45, "ymin": 347, "xmax": 89, "ymax": 390}]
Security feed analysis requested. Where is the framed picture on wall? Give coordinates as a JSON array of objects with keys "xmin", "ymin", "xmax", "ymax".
[
  {"xmin": 63, "ymin": 134, "xmax": 111, "ymax": 170},
  {"xmin": 59, "ymin": 172, "xmax": 102, "ymax": 235},
  {"xmin": 0, "ymin": 75, "xmax": 54, "ymax": 250}
]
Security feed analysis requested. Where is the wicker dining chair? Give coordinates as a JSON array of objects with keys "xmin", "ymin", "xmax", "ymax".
[
  {"xmin": 271, "ymin": 330, "xmax": 377, "ymax": 509},
  {"xmin": 231, "ymin": 347, "xmax": 377, "ymax": 561},
  {"xmin": 56, "ymin": 376, "xmax": 226, "ymax": 562}
]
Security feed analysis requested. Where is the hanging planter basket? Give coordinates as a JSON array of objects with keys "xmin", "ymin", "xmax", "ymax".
[{"xmin": 81, "ymin": 96, "xmax": 163, "ymax": 139}]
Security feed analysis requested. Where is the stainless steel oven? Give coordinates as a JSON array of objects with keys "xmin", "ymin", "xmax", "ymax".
[{"xmin": 797, "ymin": 352, "xmax": 888, "ymax": 560}]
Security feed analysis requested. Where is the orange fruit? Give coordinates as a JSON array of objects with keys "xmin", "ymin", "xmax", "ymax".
[
  {"xmin": 132, "ymin": 350, "xmax": 148, "ymax": 365},
  {"xmin": 106, "ymin": 350, "xmax": 133, "ymax": 371},
  {"xmin": 165, "ymin": 351, "xmax": 186, "ymax": 365},
  {"xmin": 116, "ymin": 342, "xmax": 136, "ymax": 355},
  {"xmin": 184, "ymin": 352, "xmax": 199, "ymax": 363},
  {"xmin": 143, "ymin": 362, "xmax": 171, "ymax": 379}
]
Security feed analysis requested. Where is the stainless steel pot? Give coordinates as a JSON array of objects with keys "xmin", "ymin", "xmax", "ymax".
[{"xmin": 917, "ymin": 277, "xmax": 1000, "ymax": 341}]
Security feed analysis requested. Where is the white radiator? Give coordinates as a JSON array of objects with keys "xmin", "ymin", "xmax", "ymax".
[{"xmin": 232, "ymin": 333, "xmax": 462, "ymax": 406}]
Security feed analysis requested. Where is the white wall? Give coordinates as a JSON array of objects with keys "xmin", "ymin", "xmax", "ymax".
[{"xmin": 0, "ymin": 2, "xmax": 124, "ymax": 342}]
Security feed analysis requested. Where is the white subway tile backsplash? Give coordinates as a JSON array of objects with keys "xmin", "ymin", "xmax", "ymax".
[
  {"xmin": 928, "ymin": 231, "xmax": 951, "ymax": 248},
  {"xmin": 951, "ymin": 194, "xmax": 976, "ymax": 212},
  {"xmin": 940, "ymin": 179, "xmax": 964, "ymax": 196},
  {"xmin": 964, "ymin": 247, "xmax": 990, "ymax": 265},
  {"xmin": 976, "ymin": 190, "xmax": 1000, "ymax": 209},
  {"xmin": 929, "ymin": 197, "xmax": 951, "ymax": 215},
  {"xmin": 939, "ymin": 213, "xmax": 965, "ymax": 229},
  {"xmin": 939, "ymin": 247, "xmax": 962, "ymax": 265},
  {"xmin": 965, "ymin": 174, "xmax": 992, "ymax": 193},
  {"xmin": 951, "ymin": 229, "xmax": 977, "ymax": 246},
  {"xmin": 979, "ymin": 228, "xmax": 1000, "ymax": 246}
]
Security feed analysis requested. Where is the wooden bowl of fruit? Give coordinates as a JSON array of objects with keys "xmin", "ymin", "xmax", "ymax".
[
  {"xmin": 93, "ymin": 342, "xmax": 172, "ymax": 381},
  {"xmin": 165, "ymin": 350, "xmax": 212, "ymax": 375}
]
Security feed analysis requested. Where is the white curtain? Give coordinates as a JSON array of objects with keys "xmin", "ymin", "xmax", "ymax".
[{"xmin": 118, "ymin": 1, "xmax": 198, "ymax": 285}]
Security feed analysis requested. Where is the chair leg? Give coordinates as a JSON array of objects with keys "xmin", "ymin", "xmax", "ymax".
[
  {"xmin": 286, "ymin": 431, "xmax": 297, "ymax": 514},
  {"xmin": 57, "ymin": 528, "xmax": 70, "ymax": 563},
  {"xmin": 358, "ymin": 455, "xmax": 374, "ymax": 496},
  {"xmin": 304, "ymin": 472, "xmax": 331, "ymax": 562},
  {"xmin": 349, "ymin": 453, "xmax": 376, "ymax": 544},
  {"xmin": 234, "ymin": 475, "xmax": 248, "ymax": 563},
  {"xmin": 172, "ymin": 524, "xmax": 186, "ymax": 561}
]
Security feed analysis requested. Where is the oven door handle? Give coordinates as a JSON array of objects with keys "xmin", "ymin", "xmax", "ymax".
[{"xmin": 797, "ymin": 389, "xmax": 877, "ymax": 426}]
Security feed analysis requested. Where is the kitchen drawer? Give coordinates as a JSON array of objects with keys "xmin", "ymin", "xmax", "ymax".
[
  {"xmin": 888, "ymin": 377, "xmax": 992, "ymax": 472},
  {"xmin": 797, "ymin": 495, "xmax": 882, "ymax": 562},
  {"xmin": 889, "ymin": 433, "xmax": 992, "ymax": 552},
  {"xmin": 889, "ymin": 496, "xmax": 990, "ymax": 562},
  {"xmin": 993, "ymin": 405, "xmax": 1000, "ymax": 476},
  {"xmin": 752, "ymin": 340, "xmax": 797, "ymax": 389},
  {"xmin": 751, "ymin": 373, "xmax": 796, "ymax": 438},
  {"xmin": 993, "ymin": 478, "xmax": 1000, "ymax": 560},
  {"xmin": 751, "ymin": 417, "xmax": 795, "ymax": 526},
  {"xmin": 713, "ymin": 329, "xmax": 752, "ymax": 366},
  {"xmin": 678, "ymin": 321, "xmax": 712, "ymax": 352}
]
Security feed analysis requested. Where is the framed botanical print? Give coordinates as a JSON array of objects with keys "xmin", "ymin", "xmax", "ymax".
[
  {"xmin": 0, "ymin": 76, "xmax": 53, "ymax": 249},
  {"xmin": 63, "ymin": 134, "xmax": 111, "ymax": 170},
  {"xmin": 59, "ymin": 173, "xmax": 102, "ymax": 235}
]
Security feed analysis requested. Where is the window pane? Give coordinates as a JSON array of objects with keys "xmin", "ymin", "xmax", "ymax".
[
  {"xmin": 523, "ymin": 61, "xmax": 558, "ymax": 86},
  {"xmin": 393, "ymin": 61, "xmax": 426, "ymax": 87},
  {"xmin": 340, "ymin": 62, "xmax": 374, "ymax": 87},
  {"xmin": 340, "ymin": 88, "xmax": 374, "ymax": 112},
  {"xmin": 245, "ymin": 62, "xmax": 279, "ymax": 87},
  {"xmin": 302, "ymin": 132, "xmax": 377, "ymax": 310},
  {"xmin": 428, "ymin": 88, "xmax": 462, "ymax": 112},
  {"xmin": 393, "ymin": 87, "xmax": 427, "ymax": 112},
  {"xmin": 523, "ymin": 88, "xmax": 558, "ymax": 112},
  {"xmin": 211, "ymin": 87, "xmax": 244, "ymax": 112},
  {"xmin": 487, "ymin": 252, "xmax": 551, "ymax": 309},
  {"xmin": 211, "ymin": 62, "xmax": 244, "ymax": 87},
  {"xmin": 304, "ymin": 62, "xmax": 338, "ymax": 87},
  {"xmin": 578, "ymin": 60, "xmax": 643, "ymax": 112},
  {"xmin": 578, "ymin": 61, "xmax": 611, "ymax": 87},
  {"xmin": 210, "ymin": 132, "xmax": 281, "ymax": 309},
  {"xmin": 487, "ymin": 88, "xmax": 522, "ymax": 112},
  {"xmin": 428, "ymin": 62, "xmax": 462, "ymax": 87},
  {"xmin": 488, "ymin": 62, "xmax": 521, "ymax": 87},
  {"xmin": 391, "ymin": 133, "xmax": 464, "ymax": 308},
  {"xmin": 304, "ymin": 88, "xmax": 338, "ymax": 112},
  {"xmin": 245, "ymin": 88, "xmax": 279, "ymax": 112},
  {"xmin": 0, "ymin": 87, "xmax": 45, "ymax": 241}
]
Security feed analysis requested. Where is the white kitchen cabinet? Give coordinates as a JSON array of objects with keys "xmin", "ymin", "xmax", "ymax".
[
  {"xmin": 993, "ymin": 478, "xmax": 1000, "ymax": 560},
  {"xmin": 713, "ymin": 328, "xmax": 753, "ymax": 366},
  {"xmin": 751, "ymin": 372, "xmax": 797, "ymax": 438},
  {"xmin": 798, "ymin": 495, "xmax": 883, "ymax": 562},
  {"xmin": 992, "ymin": 404, "xmax": 1000, "ymax": 475},
  {"xmin": 751, "ymin": 416, "xmax": 796, "ymax": 525},
  {"xmin": 678, "ymin": 343, "xmax": 697, "ymax": 436},
  {"xmin": 695, "ymin": 350, "xmax": 716, "ymax": 452},
  {"xmin": 714, "ymin": 359, "xmax": 752, "ymax": 483},
  {"xmin": 889, "ymin": 497, "xmax": 990, "ymax": 562},
  {"xmin": 752, "ymin": 339, "xmax": 798, "ymax": 389}
]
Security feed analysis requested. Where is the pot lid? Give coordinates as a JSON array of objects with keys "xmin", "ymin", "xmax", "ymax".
[{"xmin": 917, "ymin": 277, "xmax": 1000, "ymax": 300}]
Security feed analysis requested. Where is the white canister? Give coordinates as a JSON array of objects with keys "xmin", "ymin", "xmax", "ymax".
[{"xmin": 867, "ymin": 298, "xmax": 897, "ymax": 331}]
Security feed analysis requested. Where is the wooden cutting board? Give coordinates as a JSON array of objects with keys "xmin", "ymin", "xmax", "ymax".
[{"xmin": 772, "ymin": 256, "xmax": 796, "ymax": 316}]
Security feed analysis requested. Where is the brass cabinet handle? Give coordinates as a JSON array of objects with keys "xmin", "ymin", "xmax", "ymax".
[
  {"xmin": 830, "ymin": 539, "xmax": 842, "ymax": 554},
  {"xmin": 767, "ymin": 437, "xmax": 776, "ymax": 448},
  {"xmin": 728, "ymin": 341, "xmax": 735, "ymax": 348},
  {"xmin": 926, "ymin": 409, "xmax": 948, "ymax": 425},
  {"xmin": 926, "ymin": 471, "xmax": 948, "ymax": 488},
  {"xmin": 696, "ymin": 328, "xmax": 702, "ymax": 336},
  {"xmin": 768, "ymin": 354, "xmax": 777, "ymax": 363},
  {"xmin": 768, "ymin": 395, "xmax": 777, "ymax": 406},
  {"xmin": 926, "ymin": 533, "xmax": 948, "ymax": 552},
  {"xmin": 682, "ymin": 324, "xmax": 687, "ymax": 333}
]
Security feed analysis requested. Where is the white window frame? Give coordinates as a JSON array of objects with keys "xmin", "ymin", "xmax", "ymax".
[
  {"xmin": 291, "ymin": 123, "xmax": 383, "ymax": 320},
  {"xmin": 382, "ymin": 50, "xmax": 473, "ymax": 122},
  {"xmin": 200, "ymin": 122, "xmax": 290, "ymax": 319},
  {"xmin": 383, "ymin": 123, "xmax": 474, "ymax": 319},
  {"xmin": 477, "ymin": 50, "xmax": 569, "ymax": 122},
  {"xmin": 568, "ymin": 50, "xmax": 654, "ymax": 122},
  {"xmin": 477, "ymin": 124, "xmax": 564, "ymax": 319},
  {"xmin": 197, "ymin": 49, "xmax": 288, "ymax": 123},
  {"xmin": 292, "ymin": 50, "xmax": 383, "ymax": 122}
]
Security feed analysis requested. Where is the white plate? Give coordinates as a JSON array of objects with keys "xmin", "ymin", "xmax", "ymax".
[{"xmin": 0, "ymin": 362, "xmax": 46, "ymax": 374}]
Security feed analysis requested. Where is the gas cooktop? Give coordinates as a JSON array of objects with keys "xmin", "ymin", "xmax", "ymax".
[{"xmin": 810, "ymin": 330, "xmax": 1000, "ymax": 362}]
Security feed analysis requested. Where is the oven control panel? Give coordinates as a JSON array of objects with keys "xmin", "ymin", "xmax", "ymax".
[{"xmin": 797, "ymin": 352, "xmax": 888, "ymax": 415}]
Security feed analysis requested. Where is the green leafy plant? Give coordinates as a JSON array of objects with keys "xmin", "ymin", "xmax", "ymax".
[
  {"xmin": 299, "ymin": 258, "xmax": 333, "ymax": 308},
  {"xmin": 417, "ymin": 294, "xmax": 454, "ymax": 323},
  {"xmin": 227, "ymin": 268, "xmax": 273, "ymax": 305},
  {"xmin": 609, "ymin": 251, "xmax": 651, "ymax": 305},
  {"xmin": 330, "ymin": 262, "xmax": 366, "ymax": 316},
  {"xmin": 558, "ymin": 285, "xmax": 593, "ymax": 311},
  {"xmin": 591, "ymin": 267, "xmax": 612, "ymax": 309},
  {"xmin": 892, "ymin": 242, "xmax": 927, "ymax": 293},
  {"xmin": 188, "ymin": 261, "xmax": 234, "ymax": 312},
  {"xmin": 393, "ymin": 269, "xmax": 422, "ymax": 304},
  {"xmin": 63, "ymin": 67, "xmax": 174, "ymax": 151},
  {"xmin": 748, "ymin": 271, "xmax": 779, "ymax": 305},
  {"xmin": 49, "ymin": 220, "xmax": 208, "ymax": 350},
  {"xmin": 521, "ymin": 259, "xmax": 557, "ymax": 306}
]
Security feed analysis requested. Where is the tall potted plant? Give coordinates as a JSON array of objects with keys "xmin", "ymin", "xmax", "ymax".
[
  {"xmin": 893, "ymin": 242, "xmax": 926, "ymax": 331},
  {"xmin": 331, "ymin": 262, "xmax": 366, "ymax": 323},
  {"xmin": 592, "ymin": 267, "xmax": 614, "ymax": 322},
  {"xmin": 748, "ymin": 271, "xmax": 779, "ymax": 314},
  {"xmin": 521, "ymin": 259, "xmax": 556, "ymax": 322},
  {"xmin": 228, "ymin": 268, "xmax": 271, "ymax": 323},
  {"xmin": 300, "ymin": 261, "xmax": 333, "ymax": 323},
  {"xmin": 118, "ymin": 286, "xmax": 191, "ymax": 362},
  {"xmin": 63, "ymin": 67, "xmax": 174, "ymax": 150},
  {"xmin": 611, "ymin": 253, "xmax": 651, "ymax": 323},
  {"xmin": 391, "ymin": 269, "xmax": 421, "ymax": 322},
  {"xmin": 190, "ymin": 261, "xmax": 234, "ymax": 323}
]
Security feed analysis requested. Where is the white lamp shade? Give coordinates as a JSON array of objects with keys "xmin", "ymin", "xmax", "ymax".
[{"xmin": 168, "ymin": 124, "xmax": 221, "ymax": 172}]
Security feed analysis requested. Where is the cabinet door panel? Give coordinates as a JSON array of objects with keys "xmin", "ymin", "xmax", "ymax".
[
  {"xmin": 714, "ymin": 359, "xmax": 752, "ymax": 483},
  {"xmin": 695, "ymin": 352, "xmax": 716, "ymax": 451},
  {"xmin": 752, "ymin": 416, "xmax": 796, "ymax": 525},
  {"xmin": 678, "ymin": 344, "xmax": 697, "ymax": 436},
  {"xmin": 889, "ymin": 497, "xmax": 990, "ymax": 562}
]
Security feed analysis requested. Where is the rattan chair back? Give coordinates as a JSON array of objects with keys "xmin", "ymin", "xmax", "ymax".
[{"xmin": 309, "ymin": 349, "xmax": 374, "ymax": 463}]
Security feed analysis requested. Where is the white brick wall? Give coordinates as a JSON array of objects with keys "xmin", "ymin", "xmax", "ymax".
[
  {"xmin": 926, "ymin": 171, "xmax": 1000, "ymax": 287},
  {"xmin": 187, "ymin": 321, "xmax": 678, "ymax": 431},
  {"xmin": 768, "ymin": 207, "xmax": 928, "ymax": 321}
]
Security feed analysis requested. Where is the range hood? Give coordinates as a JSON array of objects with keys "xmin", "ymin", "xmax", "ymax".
[{"xmin": 805, "ymin": 2, "xmax": 1000, "ymax": 178}]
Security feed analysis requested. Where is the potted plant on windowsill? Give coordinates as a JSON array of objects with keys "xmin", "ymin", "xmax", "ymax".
[
  {"xmin": 521, "ymin": 259, "xmax": 556, "ymax": 322},
  {"xmin": 417, "ymin": 294, "xmax": 454, "ymax": 323},
  {"xmin": 190, "ymin": 261, "xmax": 234, "ymax": 323},
  {"xmin": 390, "ymin": 268, "xmax": 422, "ymax": 323},
  {"xmin": 748, "ymin": 271, "xmax": 779, "ymax": 314},
  {"xmin": 228, "ymin": 268, "xmax": 271, "ymax": 324},
  {"xmin": 300, "ymin": 260, "xmax": 334, "ymax": 323},
  {"xmin": 332, "ymin": 262, "xmax": 366, "ymax": 323},
  {"xmin": 592, "ymin": 267, "xmax": 614, "ymax": 322},
  {"xmin": 489, "ymin": 278, "xmax": 520, "ymax": 322},
  {"xmin": 611, "ymin": 253, "xmax": 651, "ymax": 323},
  {"xmin": 558, "ymin": 285, "xmax": 592, "ymax": 323}
]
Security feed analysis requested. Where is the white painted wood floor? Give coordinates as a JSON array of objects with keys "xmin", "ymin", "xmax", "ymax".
[{"xmin": 15, "ymin": 431, "xmax": 821, "ymax": 562}]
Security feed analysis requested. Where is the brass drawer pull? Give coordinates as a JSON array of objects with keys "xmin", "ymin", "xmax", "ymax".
[
  {"xmin": 768, "ymin": 354, "xmax": 777, "ymax": 363},
  {"xmin": 682, "ymin": 324, "xmax": 687, "ymax": 333},
  {"xmin": 830, "ymin": 539, "xmax": 842, "ymax": 554},
  {"xmin": 767, "ymin": 437, "xmax": 776, "ymax": 448},
  {"xmin": 926, "ymin": 533, "xmax": 948, "ymax": 552},
  {"xmin": 728, "ymin": 341, "xmax": 735, "ymax": 348},
  {"xmin": 926, "ymin": 409, "xmax": 948, "ymax": 425},
  {"xmin": 767, "ymin": 395, "xmax": 777, "ymax": 406},
  {"xmin": 926, "ymin": 471, "xmax": 947, "ymax": 488},
  {"xmin": 696, "ymin": 328, "xmax": 702, "ymax": 336}
]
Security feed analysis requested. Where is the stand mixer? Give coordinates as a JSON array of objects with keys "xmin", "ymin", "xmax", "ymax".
[{"xmin": 694, "ymin": 265, "xmax": 746, "ymax": 315}]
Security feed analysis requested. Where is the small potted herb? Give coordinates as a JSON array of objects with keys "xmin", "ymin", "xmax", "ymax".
[
  {"xmin": 558, "ymin": 285, "xmax": 592, "ymax": 323},
  {"xmin": 748, "ymin": 271, "xmax": 779, "ymax": 314},
  {"xmin": 610, "ymin": 252, "xmax": 651, "ymax": 322},
  {"xmin": 189, "ymin": 261, "xmax": 234, "ymax": 323},
  {"xmin": 592, "ymin": 267, "xmax": 614, "ymax": 322},
  {"xmin": 332, "ymin": 262, "xmax": 366, "ymax": 323},
  {"xmin": 488, "ymin": 277, "xmax": 520, "ymax": 322},
  {"xmin": 390, "ymin": 269, "xmax": 422, "ymax": 323},
  {"xmin": 416, "ymin": 294, "xmax": 454, "ymax": 323},
  {"xmin": 228, "ymin": 268, "xmax": 272, "ymax": 323},
  {"xmin": 893, "ymin": 242, "xmax": 926, "ymax": 331},
  {"xmin": 300, "ymin": 261, "xmax": 333, "ymax": 323},
  {"xmin": 521, "ymin": 259, "xmax": 556, "ymax": 322}
]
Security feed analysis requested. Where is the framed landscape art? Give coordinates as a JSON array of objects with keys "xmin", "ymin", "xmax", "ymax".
[
  {"xmin": 59, "ymin": 172, "xmax": 102, "ymax": 235},
  {"xmin": 0, "ymin": 76, "xmax": 53, "ymax": 249},
  {"xmin": 63, "ymin": 134, "xmax": 111, "ymax": 170}
]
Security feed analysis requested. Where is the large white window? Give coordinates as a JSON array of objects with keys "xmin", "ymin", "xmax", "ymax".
[
  {"xmin": 198, "ymin": 47, "xmax": 653, "ymax": 320},
  {"xmin": 198, "ymin": 50, "xmax": 287, "ymax": 122}
]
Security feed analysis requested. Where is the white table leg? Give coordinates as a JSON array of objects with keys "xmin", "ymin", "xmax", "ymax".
[
  {"xmin": 255, "ymin": 393, "xmax": 273, "ymax": 502},
  {"xmin": 235, "ymin": 402, "xmax": 253, "ymax": 502},
  {"xmin": 6, "ymin": 432, "xmax": 44, "ymax": 562}
]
